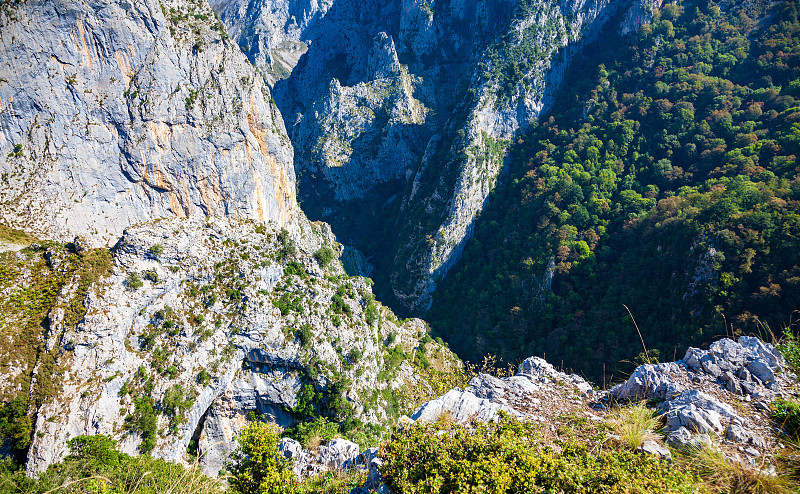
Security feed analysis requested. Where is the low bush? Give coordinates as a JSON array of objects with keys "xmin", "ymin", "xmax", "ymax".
[
  {"xmin": 227, "ymin": 421, "xmax": 298, "ymax": 494},
  {"xmin": 147, "ymin": 244, "xmax": 164, "ymax": 258},
  {"xmin": 380, "ymin": 415, "xmax": 701, "ymax": 493},
  {"xmin": 285, "ymin": 416, "xmax": 340, "ymax": 449},
  {"xmin": 126, "ymin": 272, "xmax": 143, "ymax": 289},
  {"xmin": 772, "ymin": 399, "xmax": 800, "ymax": 439},
  {"xmin": 313, "ymin": 247, "xmax": 336, "ymax": 268}
]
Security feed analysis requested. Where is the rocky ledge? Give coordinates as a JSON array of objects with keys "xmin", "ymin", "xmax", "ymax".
[
  {"xmin": 611, "ymin": 336, "xmax": 795, "ymax": 464},
  {"xmin": 283, "ymin": 335, "xmax": 797, "ymax": 492}
]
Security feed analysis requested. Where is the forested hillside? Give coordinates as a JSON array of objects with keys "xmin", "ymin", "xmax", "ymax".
[{"xmin": 429, "ymin": 0, "xmax": 800, "ymax": 381}]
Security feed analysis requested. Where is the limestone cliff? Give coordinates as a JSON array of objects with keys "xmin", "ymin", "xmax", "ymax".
[
  {"xmin": 0, "ymin": 0, "xmax": 297, "ymax": 247},
  {"xmin": 208, "ymin": 0, "xmax": 333, "ymax": 84},
  {"xmin": 0, "ymin": 215, "xmax": 456, "ymax": 475}
]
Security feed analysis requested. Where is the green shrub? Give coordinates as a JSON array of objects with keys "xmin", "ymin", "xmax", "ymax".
[
  {"xmin": 772, "ymin": 399, "xmax": 800, "ymax": 439},
  {"xmin": 313, "ymin": 247, "xmax": 336, "ymax": 268},
  {"xmin": 147, "ymin": 244, "xmax": 164, "ymax": 258},
  {"xmin": 165, "ymin": 364, "xmax": 178, "ymax": 379},
  {"xmin": 331, "ymin": 286, "xmax": 351, "ymax": 315},
  {"xmin": 381, "ymin": 416, "xmax": 700, "ymax": 494},
  {"xmin": 162, "ymin": 384, "xmax": 193, "ymax": 416},
  {"xmin": 0, "ymin": 434, "xmax": 225, "ymax": 494},
  {"xmin": 227, "ymin": 422, "xmax": 298, "ymax": 494},
  {"xmin": 0, "ymin": 397, "xmax": 32, "ymax": 453},
  {"xmin": 127, "ymin": 272, "xmax": 143, "ymax": 289},
  {"xmin": 348, "ymin": 348, "xmax": 362, "ymax": 363},
  {"xmin": 285, "ymin": 416, "xmax": 340, "ymax": 449},
  {"xmin": 284, "ymin": 260, "xmax": 305, "ymax": 277},
  {"xmin": 124, "ymin": 396, "xmax": 157, "ymax": 454},
  {"xmin": 277, "ymin": 293, "xmax": 304, "ymax": 316},
  {"xmin": 296, "ymin": 324, "xmax": 313, "ymax": 346},
  {"xmin": 365, "ymin": 300, "xmax": 379, "ymax": 325},
  {"xmin": 198, "ymin": 369, "xmax": 211, "ymax": 385},
  {"xmin": 143, "ymin": 269, "xmax": 159, "ymax": 283},
  {"xmin": 65, "ymin": 435, "xmax": 121, "ymax": 467}
]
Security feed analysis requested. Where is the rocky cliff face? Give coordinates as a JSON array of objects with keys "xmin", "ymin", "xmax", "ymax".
[
  {"xmin": 214, "ymin": 0, "xmax": 662, "ymax": 312},
  {"xmin": 0, "ymin": 215, "xmax": 456, "ymax": 475},
  {"xmin": 209, "ymin": 0, "xmax": 333, "ymax": 84},
  {"xmin": 0, "ymin": 0, "xmax": 296, "ymax": 247}
]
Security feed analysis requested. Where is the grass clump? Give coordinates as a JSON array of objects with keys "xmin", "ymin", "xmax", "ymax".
[
  {"xmin": 778, "ymin": 327, "xmax": 800, "ymax": 375},
  {"xmin": 675, "ymin": 445, "xmax": 794, "ymax": 494},
  {"xmin": 611, "ymin": 402, "xmax": 661, "ymax": 450}
]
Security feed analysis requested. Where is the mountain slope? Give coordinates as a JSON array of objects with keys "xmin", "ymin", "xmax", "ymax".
[
  {"xmin": 0, "ymin": 215, "xmax": 458, "ymax": 475},
  {"xmin": 429, "ymin": 0, "xmax": 800, "ymax": 380}
]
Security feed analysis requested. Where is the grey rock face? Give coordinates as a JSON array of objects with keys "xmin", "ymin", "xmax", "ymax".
[
  {"xmin": 0, "ymin": 0, "xmax": 296, "ymax": 246},
  {"xmin": 666, "ymin": 426, "xmax": 711, "ymax": 451},
  {"xmin": 21, "ymin": 215, "xmax": 457, "ymax": 475},
  {"xmin": 747, "ymin": 359, "xmax": 776, "ymax": 384},
  {"xmin": 638, "ymin": 439, "xmax": 671, "ymax": 461},
  {"xmin": 318, "ymin": 439, "xmax": 360, "ymax": 469},
  {"xmin": 277, "ymin": 437, "xmax": 303, "ymax": 459},
  {"xmin": 611, "ymin": 362, "xmax": 685, "ymax": 401},
  {"xmin": 726, "ymin": 424, "xmax": 750, "ymax": 444},
  {"xmin": 661, "ymin": 390, "xmax": 740, "ymax": 435},
  {"xmin": 209, "ymin": 0, "xmax": 333, "ymax": 83},
  {"xmin": 411, "ymin": 388, "xmax": 518, "ymax": 424}
]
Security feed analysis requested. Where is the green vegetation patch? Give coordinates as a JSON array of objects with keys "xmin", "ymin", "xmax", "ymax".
[
  {"xmin": 0, "ymin": 243, "xmax": 112, "ymax": 457},
  {"xmin": 380, "ymin": 416, "xmax": 701, "ymax": 493},
  {"xmin": 0, "ymin": 435, "xmax": 224, "ymax": 494},
  {"xmin": 430, "ymin": 0, "xmax": 800, "ymax": 382},
  {"xmin": 0, "ymin": 224, "xmax": 36, "ymax": 246}
]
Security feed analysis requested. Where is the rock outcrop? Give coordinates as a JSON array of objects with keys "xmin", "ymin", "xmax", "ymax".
[
  {"xmin": 0, "ymin": 0, "xmax": 296, "ymax": 246},
  {"xmin": 0, "ymin": 215, "xmax": 457, "ymax": 475},
  {"xmin": 411, "ymin": 356, "xmax": 599, "ymax": 427},
  {"xmin": 611, "ymin": 336, "xmax": 795, "ymax": 465},
  {"xmin": 391, "ymin": 336, "xmax": 798, "ymax": 479}
]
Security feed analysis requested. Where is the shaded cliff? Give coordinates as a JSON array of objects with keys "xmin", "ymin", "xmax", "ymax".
[{"xmin": 214, "ymin": 0, "xmax": 661, "ymax": 312}]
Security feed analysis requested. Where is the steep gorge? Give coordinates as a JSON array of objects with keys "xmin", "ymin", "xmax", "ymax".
[{"xmin": 213, "ymin": 0, "xmax": 664, "ymax": 312}]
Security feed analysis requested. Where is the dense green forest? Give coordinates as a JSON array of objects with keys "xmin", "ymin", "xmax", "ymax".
[{"xmin": 429, "ymin": 0, "xmax": 800, "ymax": 382}]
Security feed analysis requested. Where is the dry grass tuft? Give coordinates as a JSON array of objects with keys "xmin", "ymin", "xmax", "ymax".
[
  {"xmin": 676, "ymin": 445, "xmax": 794, "ymax": 494},
  {"xmin": 611, "ymin": 402, "xmax": 661, "ymax": 450}
]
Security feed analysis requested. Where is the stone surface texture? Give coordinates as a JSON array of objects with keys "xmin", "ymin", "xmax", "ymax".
[
  {"xmin": 18, "ymin": 215, "xmax": 457, "ymax": 475},
  {"xmin": 0, "ymin": 0, "xmax": 296, "ymax": 246}
]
